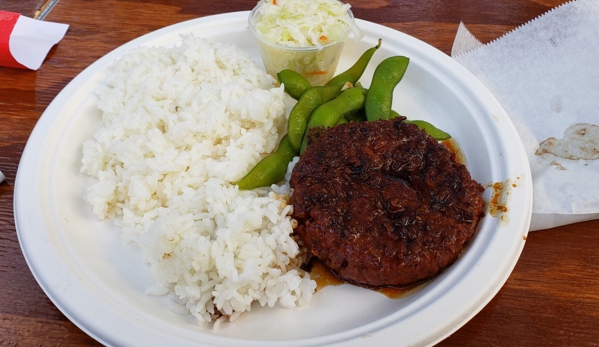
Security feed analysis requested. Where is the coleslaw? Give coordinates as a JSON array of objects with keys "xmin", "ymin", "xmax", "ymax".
[{"xmin": 249, "ymin": 0, "xmax": 363, "ymax": 85}]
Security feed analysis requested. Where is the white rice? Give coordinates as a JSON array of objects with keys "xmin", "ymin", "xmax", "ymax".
[{"xmin": 80, "ymin": 35, "xmax": 315, "ymax": 326}]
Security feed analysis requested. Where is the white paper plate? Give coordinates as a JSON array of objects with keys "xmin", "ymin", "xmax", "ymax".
[{"xmin": 15, "ymin": 11, "xmax": 532, "ymax": 347}]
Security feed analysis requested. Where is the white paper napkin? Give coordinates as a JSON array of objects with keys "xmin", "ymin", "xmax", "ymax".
[
  {"xmin": 0, "ymin": 11, "xmax": 69, "ymax": 70},
  {"xmin": 452, "ymin": 0, "xmax": 599, "ymax": 231},
  {"xmin": 0, "ymin": 170, "xmax": 5, "ymax": 183}
]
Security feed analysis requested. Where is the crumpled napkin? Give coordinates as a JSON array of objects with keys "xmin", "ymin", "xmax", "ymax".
[
  {"xmin": 451, "ymin": 0, "xmax": 599, "ymax": 231},
  {"xmin": 0, "ymin": 11, "xmax": 69, "ymax": 70}
]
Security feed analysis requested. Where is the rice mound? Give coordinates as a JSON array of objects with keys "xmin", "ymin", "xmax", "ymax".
[{"xmin": 80, "ymin": 35, "xmax": 315, "ymax": 326}]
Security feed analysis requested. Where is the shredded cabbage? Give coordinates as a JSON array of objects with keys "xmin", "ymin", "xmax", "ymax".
[{"xmin": 253, "ymin": 0, "xmax": 362, "ymax": 48}]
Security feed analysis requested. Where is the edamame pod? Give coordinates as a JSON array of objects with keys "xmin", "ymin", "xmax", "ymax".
[
  {"xmin": 365, "ymin": 56, "xmax": 410, "ymax": 121},
  {"xmin": 287, "ymin": 85, "xmax": 340, "ymax": 151},
  {"xmin": 389, "ymin": 110, "xmax": 452, "ymax": 140},
  {"xmin": 326, "ymin": 39, "xmax": 382, "ymax": 89},
  {"xmin": 344, "ymin": 108, "xmax": 367, "ymax": 123},
  {"xmin": 277, "ymin": 69, "xmax": 312, "ymax": 100},
  {"xmin": 404, "ymin": 119, "xmax": 452, "ymax": 140},
  {"xmin": 335, "ymin": 116, "xmax": 349, "ymax": 125},
  {"xmin": 389, "ymin": 110, "xmax": 402, "ymax": 119},
  {"xmin": 236, "ymin": 134, "xmax": 297, "ymax": 190},
  {"xmin": 300, "ymin": 87, "xmax": 367, "ymax": 152}
]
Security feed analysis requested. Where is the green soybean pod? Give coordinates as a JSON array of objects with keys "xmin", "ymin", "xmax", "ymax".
[
  {"xmin": 326, "ymin": 39, "xmax": 382, "ymax": 89},
  {"xmin": 389, "ymin": 110, "xmax": 452, "ymax": 140},
  {"xmin": 404, "ymin": 119, "xmax": 452, "ymax": 141},
  {"xmin": 287, "ymin": 85, "xmax": 340, "ymax": 151},
  {"xmin": 344, "ymin": 108, "xmax": 367, "ymax": 123},
  {"xmin": 365, "ymin": 56, "xmax": 410, "ymax": 121},
  {"xmin": 277, "ymin": 69, "xmax": 312, "ymax": 100},
  {"xmin": 275, "ymin": 133, "xmax": 299, "ymax": 162},
  {"xmin": 335, "ymin": 116, "xmax": 349, "ymax": 125},
  {"xmin": 389, "ymin": 110, "xmax": 402, "ymax": 119},
  {"xmin": 236, "ymin": 134, "xmax": 297, "ymax": 190},
  {"xmin": 300, "ymin": 87, "xmax": 367, "ymax": 153}
]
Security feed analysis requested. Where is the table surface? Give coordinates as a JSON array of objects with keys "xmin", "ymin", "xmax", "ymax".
[{"xmin": 1, "ymin": 0, "xmax": 598, "ymax": 345}]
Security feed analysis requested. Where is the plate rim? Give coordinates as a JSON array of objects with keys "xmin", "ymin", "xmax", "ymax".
[{"xmin": 14, "ymin": 11, "xmax": 532, "ymax": 347}]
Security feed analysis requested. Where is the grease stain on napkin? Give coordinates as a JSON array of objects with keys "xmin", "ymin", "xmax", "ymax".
[{"xmin": 536, "ymin": 123, "xmax": 599, "ymax": 161}]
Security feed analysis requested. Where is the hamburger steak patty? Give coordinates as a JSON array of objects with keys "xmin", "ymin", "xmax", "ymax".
[{"xmin": 289, "ymin": 118, "xmax": 485, "ymax": 287}]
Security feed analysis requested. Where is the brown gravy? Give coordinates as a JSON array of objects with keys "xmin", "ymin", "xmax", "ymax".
[
  {"xmin": 309, "ymin": 259, "xmax": 429, "ymax": 299},
  {"xmin": 488, "ymin": 181, "xmax": 509, "ymax": 215},
  {"xmin": 485, "ymin": 175, "xmax": 521, "ymax": 226},
  {"xmin": 442, "ymin": 138, "xmax": 466, "ymax": 164}
]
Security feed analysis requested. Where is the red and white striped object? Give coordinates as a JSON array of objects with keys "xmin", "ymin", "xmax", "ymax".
[{"xmin": 0, "ymin": 11, "xmax": 68, "ymax": 70}]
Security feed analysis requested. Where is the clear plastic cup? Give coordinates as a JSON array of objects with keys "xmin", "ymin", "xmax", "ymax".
[{"xmin": 248, "ymin": 1, "xmax": 358, "ymax": 86}]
